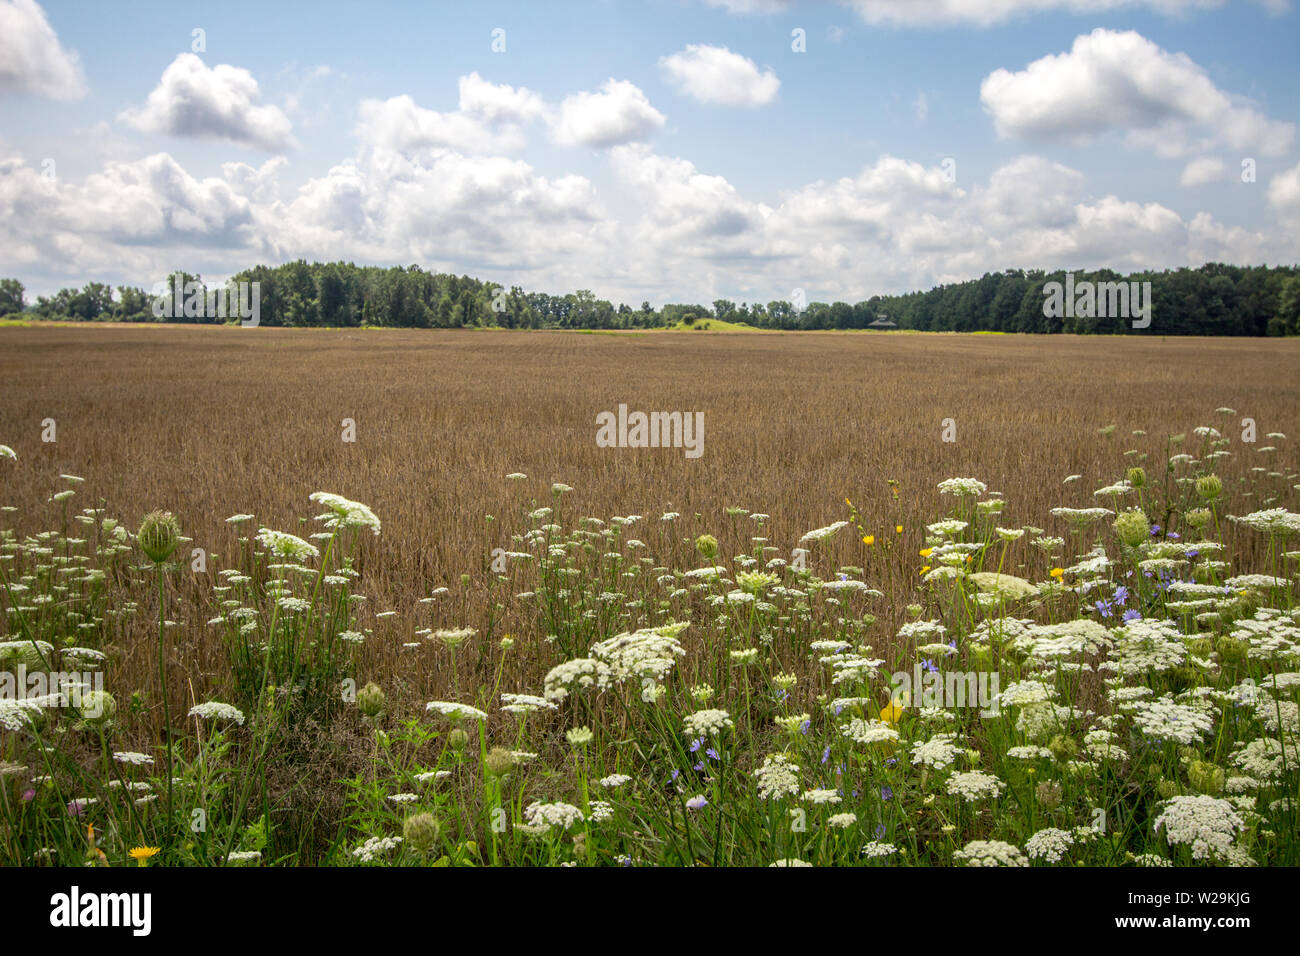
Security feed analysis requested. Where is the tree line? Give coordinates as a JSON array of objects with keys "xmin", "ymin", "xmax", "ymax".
[{"xmin": 3, "ymin": 261, "xmax": 1298, "ymax": 335}]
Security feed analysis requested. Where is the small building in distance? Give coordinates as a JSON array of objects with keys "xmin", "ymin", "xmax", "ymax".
[{"xmin": 867, "ymin": 314, "xmax": 898, "ymax": 329}]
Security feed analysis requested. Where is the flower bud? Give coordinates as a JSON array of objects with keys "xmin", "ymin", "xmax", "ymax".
[
  {"xmin": 356, "ymin": 682, "xmax": 385, "ymax": 718},
  {"xmin": 403, "ymin": 812, "xmax": 440, "ymax": 853},
  {"xmin": 484, "ymin": 747, "xmax": 516, "ymax": 777},
  {"xmin": 1113, "ymin": 509, "xmax": 1149, "ymax": 548},
  {"xmin": 1195, "ymin": 474, "xmax": 1222, "ymax": 501},
  {"xmin": 694, "ymin": 534, "xmax": 718, "ymax": 561},
  {"xmin": 138, "ymin": 511, "xmax": 180, "ymax": 564}
]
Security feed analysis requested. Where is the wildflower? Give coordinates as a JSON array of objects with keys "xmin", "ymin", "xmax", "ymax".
[
  {"xmin": 425, "ymin": 701, "xmax": 488, "ymax": 722},
  {"xmin": 686, "ymin": 794, "xmax": 708, "ymax": 810},
  {"xmin": 188, "ymin": 701, "xmax": 244, "ymax": 725},
  {"xmin": 754, "ymin": 753, "xmax": 801, "ymax": 800},
  {"xmin": 946, "ymin": 771, "xmax": 1006, "ymax": 803},
  {"xmin": 112, "ymin": 752, "xmax": 154, "ymax": 767},
  {"xmin": 566, "ymin": 725, "xmax": 595, "ymax": 747},
  {"xmin": 129, "ymin": 846, "xmax": 160, "ymax": 867},
  {"xmin": 937, "ymin": 477, "xmax": 987, "ymax": 497},
  {"xmin": 308, "ymin": 492, "xmax": 381, "ymax": 536},
  {"xmin": 1152, "ymin": 795, "xmax": 1245, "ymax": 861},
  {"xmin": 953, "ymin": 840, "xmax": 1028, "ymax": 867},
  {"xmin": 1024, "ymin": 828, "xmax": 1074, "ymax": 863},
  {"xmin": 684, "ymin": 709, "xmax": 733, "ymax": 737},
  {"xmin": 255, "ymin": 528, "xmax": 319, "ymax": 562},
  {"xmin": 524, "ymin": 801, "xmax": 584, "ymax": 830},
  {"xmin": 800, "ymin": 521, "xmax": 849, "ymax": 543},
  {"xmin": 861, "ymin": 841, "xmax": 897, "ymax": 858}
]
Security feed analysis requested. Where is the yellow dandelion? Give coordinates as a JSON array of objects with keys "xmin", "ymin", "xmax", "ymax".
[
  {"xmin": 895, "ymin": 525, "xmax": 903, "ymax": 534},
  {"xmin": 919, "ymin": 548, "xmax": 933, "ymax": 558},
  {"xmin": 920, "ymin": 565, "xmax": 931, "ymax": 575},
  {"xmin": 129, "ymin": 846, "xmax": 161, "ymax": 867},
  {"xmin": 1050, "ymin": 567, "xmax": 1064, "ymax": 580},
  {"xmin": 863, "ymin": 535, "xmax": 875, "ymax": 546}
]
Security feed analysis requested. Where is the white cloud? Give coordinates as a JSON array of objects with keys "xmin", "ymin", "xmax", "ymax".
[
  {"xmin": 980, "ymin": 29, "xmax": 1294, "ymax": 157},
  {"xmin": 840, "ymin": 0, "xmax": 1286, "ymax": 27},
  {"xmin": 551, "ymin": 79, "xmax": 665, "ymax": 148},
  {"xmin": 120, "ymin": 53, "xmax": 294, "ymax": 151},
  {"xmin": 1267, "ymin": 162, "xmax": 1300, "ymax": 223},
  {"xmin": 659, "ymin": 44, "xmax": 780, "ymax": 107},
  {"xmin": 1179, "ymin": 156, "xmax": 1227, "ymax": 186},
  {"xmin": 358, "ymin": 93, "xmax": 525, "ymax": 155},
  {"xmin": 0, "ymin": 0, "xmax": 85, "ymax": 99},
  {"xmin": 3, "ymin": 94, "xmax": 1295, "ymax": 306},
  {"xmin": 457, "ymin": 71, "xmax": 546, "ymax": 124}
]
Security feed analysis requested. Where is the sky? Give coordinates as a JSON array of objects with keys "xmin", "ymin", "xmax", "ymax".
[{"xmin": 1, "ymin": 0, "xmax": 1298, "ymax": 307}]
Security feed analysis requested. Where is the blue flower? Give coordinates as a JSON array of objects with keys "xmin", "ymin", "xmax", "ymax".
[{"xmin": 1122, "ymin": 609, "xmax": 1141, "ymax": 622}]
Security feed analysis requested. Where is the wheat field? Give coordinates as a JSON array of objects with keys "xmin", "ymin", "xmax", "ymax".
[{"xmin": 2, "ymin": 326, "xmax": 1297, "ymax": 708}]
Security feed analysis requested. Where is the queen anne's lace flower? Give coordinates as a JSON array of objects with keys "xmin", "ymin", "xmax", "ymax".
[
  {"xmin": 754, "ymin": 753, "xmax": 800, "ymax": 800},
  {"xmin": 953, "ymin": 840, "xmax": 1028, "ymax": 867},
  {"xmin": 1152, "ymin": 796, "xmax": 1246, "ymax": 861}
]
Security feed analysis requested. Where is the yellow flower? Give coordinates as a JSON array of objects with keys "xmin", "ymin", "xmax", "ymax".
[
  {"xmin": 129, "ymin": 846, "xmax": 161, "ymax": 867},
  {"xmin": 919, "ymin": 548, "xmax": 933, "ymax": 558},
  {"xmin": 895, "ymin": 525, "xmax": 903, "ymax": 534},
  {"xmin": 1050, "ymin": 567, "xmax": 1064, "ymax": 580},
  {"xmin": 880, "ymin": 697, "xmax": 906, "ymax": 724},
  {"xmin": 845, "ymin": 497, "xmax": 853, "ymax": 508},
  {"xmin": 920, "ymin": 565, "xmax": 931, "ymax": 575},
  {"xmin": 863, "ymin": 535, "xmax": 875, "ymax": 546}
]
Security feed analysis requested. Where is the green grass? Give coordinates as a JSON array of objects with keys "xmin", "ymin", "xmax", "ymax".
[{"xmin": 662, "ymin": 318, "xmax": 762, "ymax": 332}]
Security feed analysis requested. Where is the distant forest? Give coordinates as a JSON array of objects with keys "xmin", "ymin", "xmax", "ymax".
[{"xmin": 4, "ymin": 260, "xmax": 1299, "ymax": 335}]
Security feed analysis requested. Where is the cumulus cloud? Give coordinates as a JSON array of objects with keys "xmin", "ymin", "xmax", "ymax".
[
  {"xmin": 551, "ymin": 79, "xmax": 665, "ymax": 148},
  {"xmin": 1179, "ymin": 156, "xmax": 1227, "ymax": 187},
  {"xmin": 120, "ymin": 53, "xmax": 294, "ymax": 151},
  {"xmin": 0, "ymin": 0, "xmax": 85, "ymax": 99},
  {"xmin": 1267, "ymin": 161, "xmax": 1300, "ymax": 223},
  {"xmin": 980, "ymin": 29, "xmax": 1294, "ymax": 157},
  {"xmin": 659, "ymin": 44, "xmax": 780, "ymax": 107},
  {"xmin": 358, "ymin": 92, "xmax": 530, "ymax": 155}
]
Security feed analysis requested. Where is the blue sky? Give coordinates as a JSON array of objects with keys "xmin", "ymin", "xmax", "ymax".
[{"xmin": 1, "ymin": 0, "xmax": 1298, "ymax": 306}]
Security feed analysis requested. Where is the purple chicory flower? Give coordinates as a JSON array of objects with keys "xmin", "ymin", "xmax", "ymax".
[{"xmin": 686, "ymin": 794, "xmax": 708, "ymax": 810}]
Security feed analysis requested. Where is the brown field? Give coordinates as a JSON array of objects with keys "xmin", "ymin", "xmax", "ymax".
[{"xmin": 1, "ymin": 324, "xmax": 1298, "ymax": 732}]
